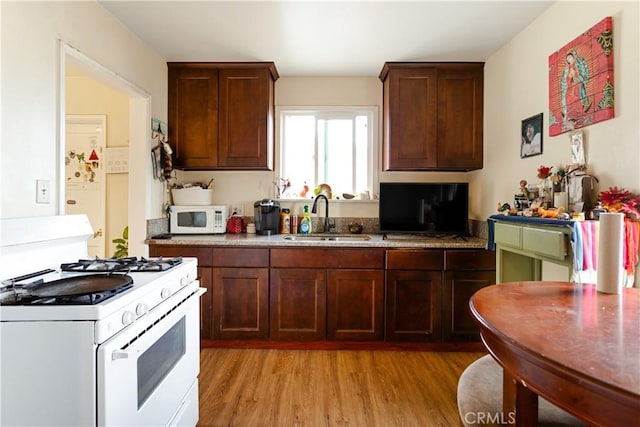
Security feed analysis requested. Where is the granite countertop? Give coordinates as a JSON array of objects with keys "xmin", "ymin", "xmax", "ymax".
[{"xmin": 146, "ymin": 233, "xmax": 488, "ymax": 249}]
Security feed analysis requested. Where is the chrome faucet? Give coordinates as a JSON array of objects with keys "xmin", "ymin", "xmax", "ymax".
[{"xmin": 311, "ymin": 194, "xmax": 334, "ymax": 233}]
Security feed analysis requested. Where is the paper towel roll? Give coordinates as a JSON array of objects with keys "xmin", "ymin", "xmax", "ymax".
[
  {"xmin": 596, "ymin": 212, "xmax": 624, "ymax": 294},
  {"xmin": 554, "ymin": 191, "xmax": 568, "ymax": 210}
]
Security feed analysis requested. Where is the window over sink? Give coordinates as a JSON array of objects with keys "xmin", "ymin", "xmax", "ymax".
[{"xmin": 277, "ymin": 107, "xmax": 378, "ymax": 199}]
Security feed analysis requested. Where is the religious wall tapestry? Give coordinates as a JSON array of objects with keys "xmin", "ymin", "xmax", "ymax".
[{"xmin": 548, "ymin": 16, "xmax": 614, "ymax": 136}]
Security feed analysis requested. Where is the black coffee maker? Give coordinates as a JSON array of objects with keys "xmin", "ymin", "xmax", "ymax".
[{"xmin": 254, "ymin": 199, "xmax": 280, "ymax": 235}]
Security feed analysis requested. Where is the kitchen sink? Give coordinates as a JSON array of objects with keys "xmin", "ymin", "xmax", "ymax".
[{"xmin": 282, "ymin": 234, "xmax": 370, "ymax": 242}]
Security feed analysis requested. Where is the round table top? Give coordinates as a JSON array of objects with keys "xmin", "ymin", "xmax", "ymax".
[{"xmin": 470, "ymin": 281, "xmax": 640, "ymax": 398}]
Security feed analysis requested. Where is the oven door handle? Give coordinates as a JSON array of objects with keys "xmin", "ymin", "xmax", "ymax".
[{"xmin": 112, "ymin": 349, "xmax": 129, "ymax": 360}]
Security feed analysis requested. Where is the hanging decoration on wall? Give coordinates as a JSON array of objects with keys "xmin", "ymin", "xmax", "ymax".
[
  {"xmin": 151, "ymin": 117, "xmax": 173, "ymax": 181},
  {"xmin": 548, "ymin": 16, "xmax": 614, "ymax": 136}
]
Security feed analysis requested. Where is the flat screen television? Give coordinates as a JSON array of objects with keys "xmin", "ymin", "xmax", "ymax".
[{"xmin": 379, "ymin": 182, "xmax": 469, "ymax": 235}]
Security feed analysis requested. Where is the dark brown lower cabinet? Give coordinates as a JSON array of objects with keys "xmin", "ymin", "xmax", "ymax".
[
  {"xmin": 149, "ymin": 244, "xmax": 494, "ymax": 343},
  {"xmin": 385, "ymin": 270, "xmax": 442, "ymax": 342},
  {"xmin": 385, "ymin": 248, "xmax": 496, "ymax": 343},
  {"xmin": 270, "ymin": 248, "xmax": 385, "ymax": 341},
  {"xmin": 442, "ymin": 270, "xmax": 496, "ymax": 342},
  {"xmin": 270, "ymin": 269, "xmax": 326, "ymax": 340},
  {"xmin": 269, "ymin": 268, "xmax": 385, "ymax": 341},
  {"xmin": 212, "ymin": 267, "xmax": 269, "ymax": 339},
  {"xmin": 327, "ymin": 269, "xmax": 385, "ymax": 341},
  {"xmin": 442, "ymin": 249, "xmax": 496, "ymax": 342}
]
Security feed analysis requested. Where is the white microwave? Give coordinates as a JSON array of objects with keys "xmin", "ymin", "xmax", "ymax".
[{"xmin": 169, "ymin": 205, "xmax": 228, "ymax": 234}]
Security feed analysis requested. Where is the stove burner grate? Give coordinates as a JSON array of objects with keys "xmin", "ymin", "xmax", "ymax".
[
  {"xmin": 60, "ymin": 256, "xmax": 183, "ymax": 273},
  {"xmin": 0, "ymin": 273, "xmax": 134, "ymax": 306}
]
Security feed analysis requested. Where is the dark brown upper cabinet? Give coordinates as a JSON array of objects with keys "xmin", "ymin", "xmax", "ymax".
[
  {"xmin": 379, "ymin": 62, "xmax": 484, "ymax": 171},
  {"xmin": 168, "ymin": 62, "xmax": 278, "ymax": 170}
]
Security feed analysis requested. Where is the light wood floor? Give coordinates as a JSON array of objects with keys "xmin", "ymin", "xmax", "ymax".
[{"xmin": 198, "ymin": 348, "xmax": 485, "ymax": 427}]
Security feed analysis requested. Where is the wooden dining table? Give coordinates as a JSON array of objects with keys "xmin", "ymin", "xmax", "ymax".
[{"xmin": 469, "ymin": 281, "xmax": 640, "ymax": 426}]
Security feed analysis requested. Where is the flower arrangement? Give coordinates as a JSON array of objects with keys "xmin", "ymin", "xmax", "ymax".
[
  {"xmin": 598, "ymin": 187, "xmax": 640, "ymax": 220},
  {"xmin": 537, "ymin": 165, "xmax": 553, "ymax": 180}
]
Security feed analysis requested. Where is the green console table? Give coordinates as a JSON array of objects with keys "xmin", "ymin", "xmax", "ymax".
[{"xmin": 489, "ymin": 216, "xmax": 574, "ymax": 283}]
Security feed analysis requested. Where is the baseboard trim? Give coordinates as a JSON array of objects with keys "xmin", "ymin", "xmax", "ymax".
[{"xmin": 201, "ymin": 339, "xmax": 486, "ymax": 352}]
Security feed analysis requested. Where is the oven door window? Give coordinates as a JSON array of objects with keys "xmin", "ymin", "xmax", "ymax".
[
  {"xmin": 137, "ymin": 316, "xmax": 186, "ymax": 408},
  {"xmin": 177, "ymin": 211, "xmax": 207, "ymax": 228}
]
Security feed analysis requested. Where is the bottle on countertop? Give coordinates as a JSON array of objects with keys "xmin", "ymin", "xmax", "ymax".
[
  {"xmin": 280, "ymin": 208, "xmax": 291, "ymax": 234},
  {"xmin": 299, "ymin": 205, "xmax": 312, "ymax": 234}
]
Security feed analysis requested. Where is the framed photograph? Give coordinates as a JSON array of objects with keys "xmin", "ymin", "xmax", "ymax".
[{"xmin": 521, "ymin": 113, "xmax": 543, "ymax": 158}]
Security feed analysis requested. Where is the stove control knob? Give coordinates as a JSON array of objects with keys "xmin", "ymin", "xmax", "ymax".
[
  {"xmin": 122, "ymin": 310, "xmax": 135, "ymax": 325},
  {"xmin": 161, "ymin": 288, "xmax": 171, "ymax": 299},
  {"xmin": 180, "ymin": 276, "xmax": 188, "ymax": 286},
  {"xmin": 135, "ymin": 303, "xmax": 148, "ymax": 316}
]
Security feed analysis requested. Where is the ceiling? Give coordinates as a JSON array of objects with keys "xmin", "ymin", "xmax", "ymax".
[{"xmin": 98, "ymin": 1, "xmax": 554, "ymax": 77}]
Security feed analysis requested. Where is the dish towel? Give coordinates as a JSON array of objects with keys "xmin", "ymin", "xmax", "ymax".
[{"xmin": 572, "ymin": 221, "xmax": 598, "ymax": 284}]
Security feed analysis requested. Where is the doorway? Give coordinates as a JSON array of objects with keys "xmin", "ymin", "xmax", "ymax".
[
  {"xmin": 65, "ymin": 115, "xmax": 107, "ymax": 257},
  {"xmin": 60, "ymin": 41, "xmax": 151, "ymax": 257}
]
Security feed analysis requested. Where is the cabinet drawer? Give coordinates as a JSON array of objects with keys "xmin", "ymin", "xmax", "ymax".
[
  {"xmin": 149, "ymin": 245, "xmax": 213, "ymax": 266},
  {"xmin": 522, "ymin": 227, "xmax": 567, "ymax": 260},
  {"xmin": 212, "ymin": 248, "xmax": 269, "ymax": 267},
  {"xmin": 270, "ymin": 248, "xmax": 384, "ymax": 269},
  {"xmin": 494, "ymin": 222, "xmax": 522, "ymax": 249},
  {"xmin": 445, "ymin": 250, "xmax": 495, "ymax": 270},
  {"xmin": 385, "ymin": 250, "xmax": 444, "ymax": 270}
]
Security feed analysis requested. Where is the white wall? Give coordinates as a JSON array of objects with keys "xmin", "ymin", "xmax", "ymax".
[
  {"xmin": 474, "ymin": 1, "xmax": 640, "ymax": 219},
  {"xmin": 1, "ymin": 1, "xmax": 167, "ymax": 220}
]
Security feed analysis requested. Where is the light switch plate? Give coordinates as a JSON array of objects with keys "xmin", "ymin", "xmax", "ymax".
[{"xmin": 36, "ymin": 180, "xmax": 51, "ymax": 204}]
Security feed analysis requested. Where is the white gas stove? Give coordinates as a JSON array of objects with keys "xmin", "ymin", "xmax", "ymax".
[
  {"xmin": 1, "ymin": 256, "xmax": 198, "ymax": 343},
  {"xmin": 0, "ymin": 215, "xmax": 204, "ymax": 427}
]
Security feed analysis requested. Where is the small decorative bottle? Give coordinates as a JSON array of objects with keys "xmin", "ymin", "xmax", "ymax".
[{"xmin": 280, "ymin": 208, "xmax": 291, "ymax": 234}]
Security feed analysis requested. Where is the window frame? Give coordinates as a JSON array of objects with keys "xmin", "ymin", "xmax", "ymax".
[{"xmin": 275, "ymin": 106, "xmax": 379, "ymax": 200}]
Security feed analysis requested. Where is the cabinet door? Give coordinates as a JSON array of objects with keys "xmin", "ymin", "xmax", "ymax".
[
  {"xmin": 211, "ymin": 267, "xmax": 269, "ymax": 339},
  {"xmin": 383, "ymin": 67, "xmax": 437, "ymax": 170},
  {"xmin": 326, "ymin": 269, "xmax": 384, "ymax": 341},
  {"xmin": 198, "ymin": 267, "xmax": 213, "ymax": 340},
  {"xmin": 168, "ymin": 65, "xmax": 219, "ymax": 169},
  {"xmin": 436, "ymin": 66, "xmax": 484, "ymax": 169},
  {"xmin": 218, "ymin": 68, "xmax": 274, "ymax": 170},
  {"xmin": 442, "ymin": 270, "xmax": 495, "ymax": 342},
  {"xmin": 270, "ymin": 269, "xmax": 326, "ymax": 340},
  {"xmin": 385, "ymin": 270, "xmax": 442, "ymax": 342}
]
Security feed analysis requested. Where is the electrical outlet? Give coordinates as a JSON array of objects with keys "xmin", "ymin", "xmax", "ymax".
[
  {"xmin": 36, "ymin": 180, "xmax": 51, "ymax": 204},
  {"xmin": 232, "ymin": 205, "xmax": 244, "ymax": 216}
]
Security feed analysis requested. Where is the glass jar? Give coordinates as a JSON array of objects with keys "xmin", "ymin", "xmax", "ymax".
[{"xmin": 590, "ymin": 202, "xmax": 607, "ymax": 220}]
